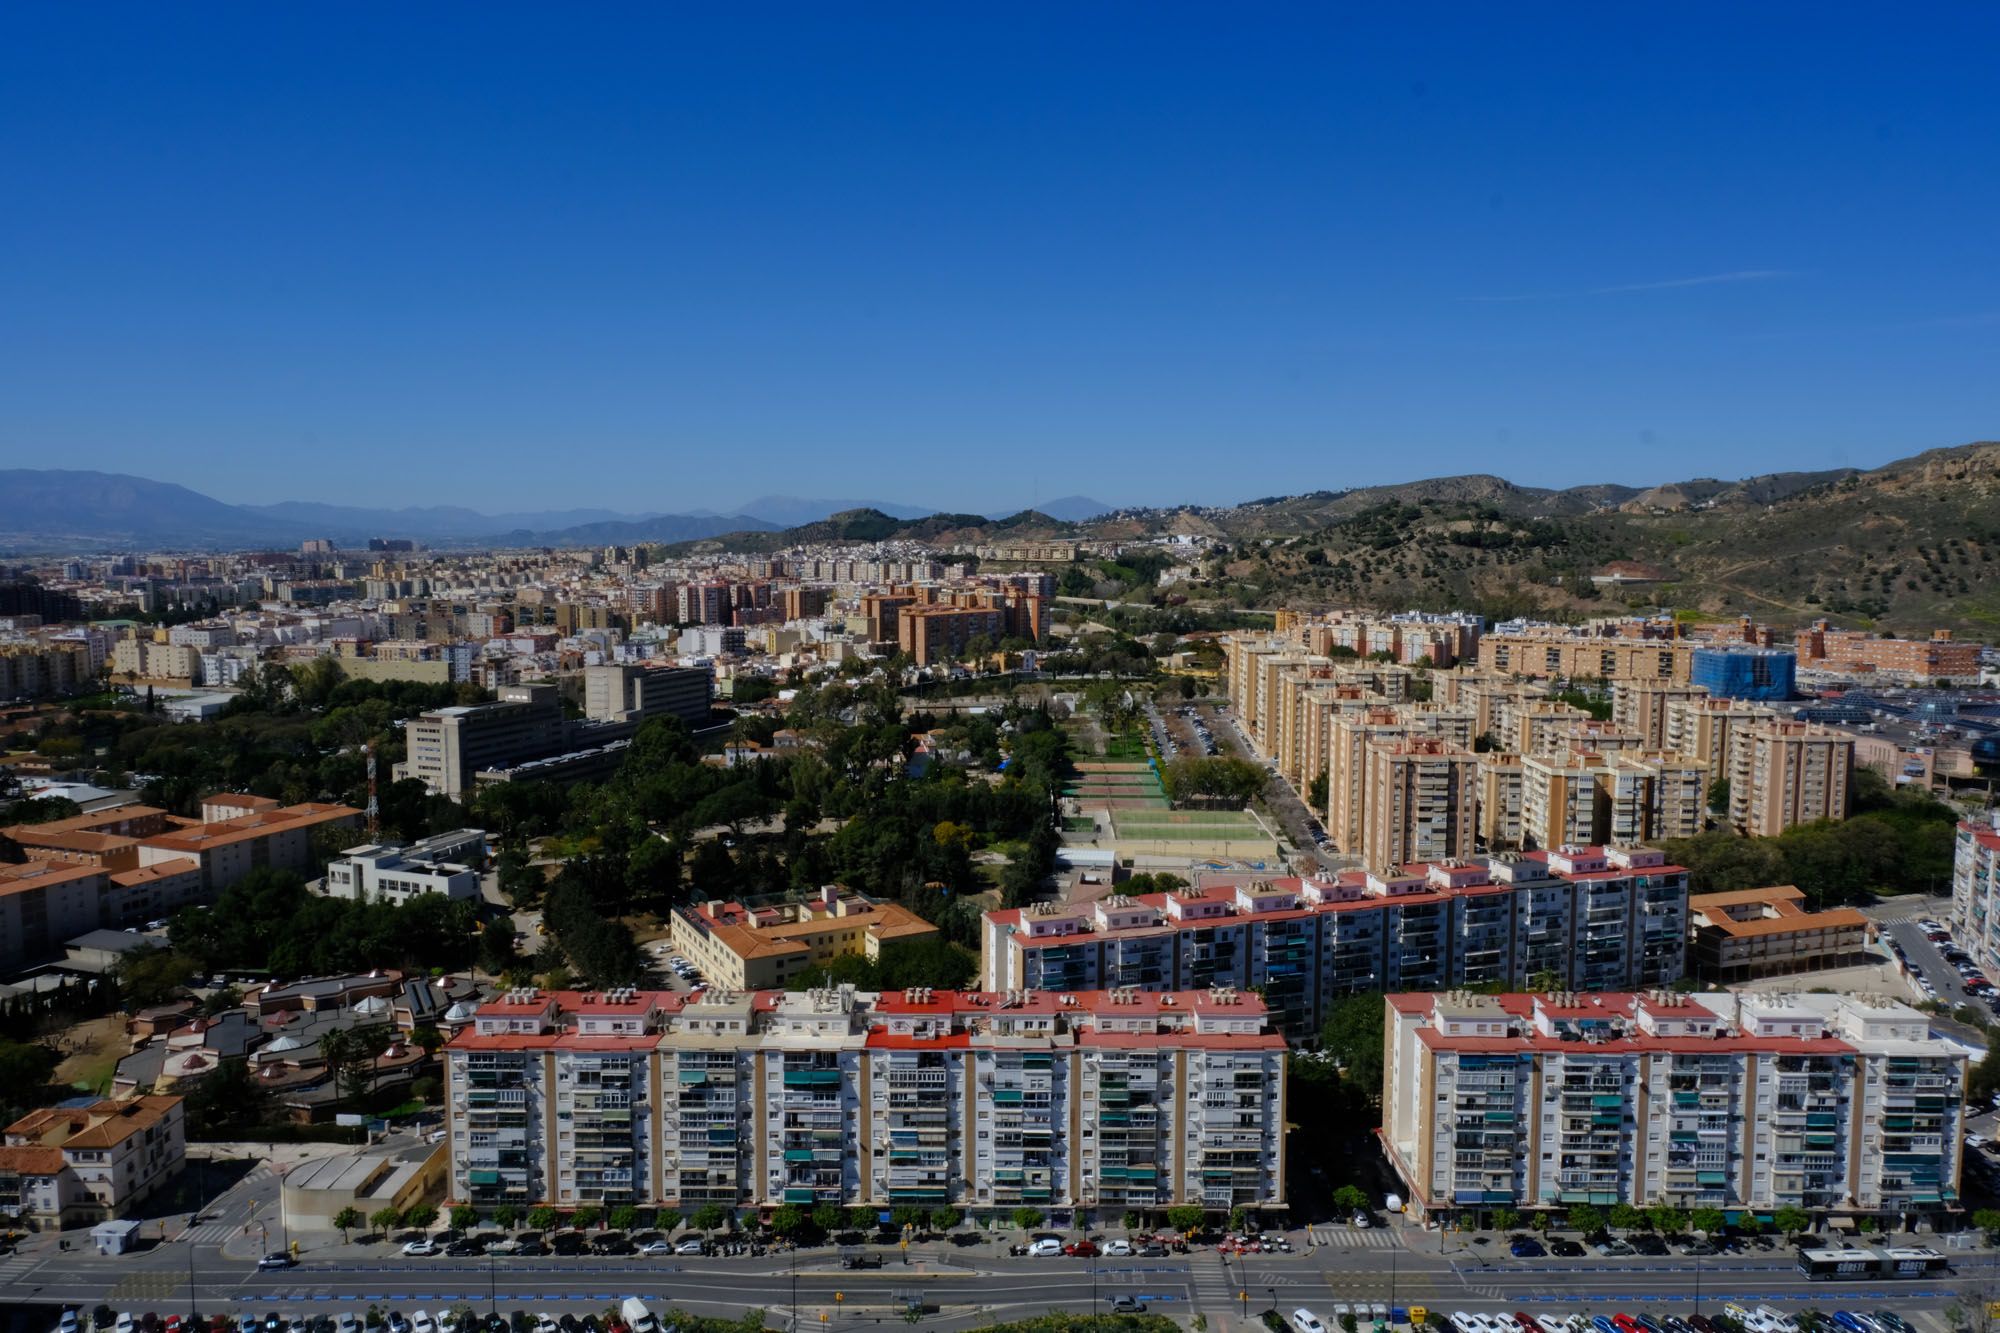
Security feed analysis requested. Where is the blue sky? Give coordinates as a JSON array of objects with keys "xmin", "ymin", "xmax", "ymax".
[{"xmin": 2, "ymin": 6, "xmax": 1996, "ymax": 515}]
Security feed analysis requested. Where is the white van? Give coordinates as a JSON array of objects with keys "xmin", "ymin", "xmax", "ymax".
[{"xmin": 621, "ymin": 1300, "xmax": 660, "ymax": 1333}]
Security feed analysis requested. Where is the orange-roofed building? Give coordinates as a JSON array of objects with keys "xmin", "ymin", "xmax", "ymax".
[{"xmin": 0, "ymin": 1095, "xmax": 185, "ymax": 1228}]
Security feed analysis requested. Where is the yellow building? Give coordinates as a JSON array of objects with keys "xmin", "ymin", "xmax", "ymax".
[{"xmin": 669, "ymin": 887, "xmax": 940, "ymax": 989}]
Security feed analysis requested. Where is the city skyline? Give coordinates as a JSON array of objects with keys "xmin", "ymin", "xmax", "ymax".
[{"xmin": 3, "ymin": 8, "xmax": 1997, "ymax": 511}]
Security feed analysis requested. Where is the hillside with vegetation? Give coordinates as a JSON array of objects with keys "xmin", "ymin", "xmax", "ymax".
[{"xmin": 1111, "ymin": 441, "xmax": 2000, "ymax": 635}]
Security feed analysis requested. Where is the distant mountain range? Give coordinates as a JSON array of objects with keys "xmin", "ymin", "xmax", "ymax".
[{"xmin": 0, "ymin": 470, "xmax": 1120, "ymax": 552}]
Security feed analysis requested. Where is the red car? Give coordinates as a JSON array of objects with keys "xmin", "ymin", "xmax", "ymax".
[
  {"xmin": 1612, "ymin": 1316, "xmax": 1644, "ymax": 1333},
  {"xmin": 1515, "ymin": 1315, "xmax": 1540, "ymax": 1333},
  {"xmin": 1064, "ymin": 1239, "xmax": 1101, "ymax": 1257}
]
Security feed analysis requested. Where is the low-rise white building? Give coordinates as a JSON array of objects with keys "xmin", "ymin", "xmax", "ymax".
[{"xmin": 324, "ymin": 828, "xmax": 487, "ymax": 904}]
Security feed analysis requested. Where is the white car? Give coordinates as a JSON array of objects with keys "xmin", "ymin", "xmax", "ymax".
[
  {"xmin": 1536, "ymin": 1318, "xmax": 1568, "ymax": 1333},
  {"xmin": 1291, "ymin": 1313, "xmax": 1329, "ymax": 1333},
  {"xmin": 636, "ymin": 1239, "xmax": 674, "ymax": 1256},
  {"xmin": 1027, "ymin": 1237, "xmax": 1064, "ymax": 1257},
  {"xmin": 1351, "ymin": 1211, "xmax": 1372, "ymax": 1228},
  {"xmin": 337, "ymin": 1318, "xmax": 363, "ymax": 1333},
  {"xmin": 56, "ymin": 1314, "xmax": 78, "ymax": 1333},
  {"xmin": 412, "ymin": 1314, "xmax": 437, "ymax": 1333},
  {"xmin": 674, "ymin": 1237, "xmax": 706, "ymax": 1254},
  {"xmin": 1756, "ymin": 1308, "xmax": 1798, "ymax": 1333},
  {"xmin": 1101, "ymin": 1238, "xmax": 1133, "ymax": 1256},
  {"xmin": 1450, "ymin": 1314, "xmax": 1483, "ymax": 1333},
  {"xmin": 114, "ymin": 1318, "xmax": 135, "ymax": 1333},
  {"xmin": 402, "ymin": 1239, "xmax": 439, "ymax": 1256},
  {"xmin": 535, "ymin": 1319, "xmax": 561, "ymax": 1333}
]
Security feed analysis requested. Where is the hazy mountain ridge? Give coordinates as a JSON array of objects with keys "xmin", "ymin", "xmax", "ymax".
[{"xmin": 4, "ymin": 444, "xmax": 1998, "ymax": 638}]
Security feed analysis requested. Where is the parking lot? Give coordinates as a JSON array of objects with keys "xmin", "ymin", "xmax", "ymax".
[{"xmin": 1877, "ymin": 911, "xmax": 1995, "ymax": 1014}]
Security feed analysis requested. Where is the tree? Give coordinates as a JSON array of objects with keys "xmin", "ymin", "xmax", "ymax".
[
  {"xmin": 1307, "ymin": 769, "xmax": 1329, "ymax": 813},
  {"xmin": 478, "ymin": 917, "xmax": 518, "ymax": 977},
  {"xmin": 847, "ymin": 1207, "xmax": 877, "ymax": 1231},
  {"xmin": 370, "ymin": 1206, "xmax": 403, "ymax": 1237},
  {"xmin": 1707, "ymin": 778, "xmax": 1731, "ymax": 812},
  {"xmin": 492, "ymin": 1205, "xmax": 520, "ymax": 1231},
  {"xmin": 812, "ymin": 1203, "xmax": 845, "ymax": 1236},
  {"xmin": 1331, "ymin": 1185, "xmax": 1368, "ymax": 1215},
  {"xmin": 1689, "ymin": 1206, "xmax": 1727, "ymax": 1237},
  {"xmin": 769, "ymin": 1205, "xmax": 807, "ymax": 1239},
  {"xmin": 404, "ymin": 1204, "xmax": 437, "ymax": 1229},
  {"xmin": 450, "ymin": 1204, "xmax": 479, "ymax": 1232},
  {"xmin": 334, "ymin": 1206, "xmax": 362, "ymax": 1242},
  {"xmin": 1608, "ymin": 1203, "xmax": 1646, "ymax": 1234},
  {"xmin": 1566, "ymin": 1204, "xmax": 1606, "ymax": 1237},
  {"xmin": 1771, "ymin": 1205, "xmax": 1812, "ymax": 1238},
  {"xmin": 1974, "ymin": 1209, "xmax": 2000, "ymax": 1243},
  {"xmin": 1489, "ymin": 1208, "xmax": 1521, "ymax": 1233},
  {"xmin": 1011, "ymin": 1206, "xmax": 1046, "ymax": 1232},
  {"xmin": 1318, "ymin": 992, "xmax": 1387, "ymax": 1103},
  {"xmin": 115, "ymin": 945, "xmax": 198, "ymax": 1008},
  {"xmin": 1527, "ymin": 969, "xmax": 1565, "ymax": 994},
  {"xmin": 608, "ymin": 1204, "xmax": 639, "ymax": 1233},
  {"xmin": 526, "ymin": 1205, "xmax": 558, "ymax": 1233},
  {"xmin": 317, "ymin": 1027, "xmax": 359, "ymax": 1108},
  {"xmin": 691, "ymin": 1204, "xmax": 728, "ymax": 1233},
  {"xmin": 1165, "ymin": 1205, "xmax": 1206, "ymax": 1235},
  {"xmin": 1647, "ymin": 1203, "xmax": 1686, "ymax": 1236},
  {"xmin": 930, "ymin": 1206, "xmax": 961, "ymax": 1232},
  {"xmin": 570, "ymin": 1204, "xmax": 600, "ymax": 1230}
]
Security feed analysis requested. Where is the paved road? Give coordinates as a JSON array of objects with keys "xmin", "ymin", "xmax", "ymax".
[
  {"xmin": 17, "ymin": 1240, "xmax": 2000, "ymax": 1332},
  {"xmin": 1200, "ymin": 702, "xmax": 1343, "ymax": 871}
]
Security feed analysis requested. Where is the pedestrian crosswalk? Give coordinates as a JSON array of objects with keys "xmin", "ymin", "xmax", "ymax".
[
  {"xmin": 1307, "ymin": 1225, "xmax": 1403, "ymax": 1248},
  {"xmin": 182, "ymin": 1221, "xmax": 237, "ymax": 1245},
  {"xmin": 1189, "ymin": 1249, "xmax": 1238, "ymax": 1317}
]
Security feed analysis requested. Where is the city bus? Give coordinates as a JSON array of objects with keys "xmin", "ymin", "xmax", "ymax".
[{"xmin": 1796, "ymin": 1247, "xmax": 1949, "ymax": 1280}]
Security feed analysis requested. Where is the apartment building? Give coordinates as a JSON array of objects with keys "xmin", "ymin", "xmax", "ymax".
[
  {"xmin": 1359, "ymin": 738, "xmax": 1477, "ymax": 871},
  {"xmin": 581, "ymin": 662, "xmax": 712, "ymax": 726},
  {"xmin": 1478, "ymin": 633, "xmax": 1694, "ymax": 683},
  {"xmin": 1613, "ymin": 682, "xmax": 1712, "ymax": 749},
  {"xmin": 1476, "ymin": 754, "xmax": 1525, "ymax": 850},
  {"xmin": 0, "ymin": 799, "xmax": 356, "ymax": 968},
  {"xmin": 1326, "ymin": 707, "xmax": 1407, "ymax": 852},
  {"xmin": 1796, "ymin": 623, "xmax": 1981, "ymax": 681},
  {"xmin": 668, "ymin": 888, "xmax": 940, "ymax": 991},
  {"xmin": 981, "ymin": 847, "xmax": 1687, "ymax": 1039},
  {"xmin": 1664, "ymin": 696, "xmax": 1778, "ymax": 786},
  {"xmin": 1382, "ymin": 990, "xmax": 1964, "ymax": 1226},
  {"xmin": 0, "ymin": 1096, "xmax": 185, "ymax": 1229},
  {"xmin": 442, "ymin": 985, "xmax": 1286, "ymax": 1221},
  {"xmin": 0, "ymin": 640, "xmax": 94, "ymax": 698},
  {"xmin": 1951, "ymin": 817, "xmax": 2000, "ymax": 979},
  {"xmin": 1728, "ymin": 721, "xmax": 1853, "ymax": 837},
  {"xmin": 1521, "ymin": 749, "xmax": 1707, "ymax": 850},
  {"xmin": 898, "ymin": 604, "xmax": 1005, "ymax": 666},
  {"xmin": 1688, "ymin": 886, "xmax": 1871, "ymax": 983}
]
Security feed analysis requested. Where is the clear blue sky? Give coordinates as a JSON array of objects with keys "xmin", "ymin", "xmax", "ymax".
[{"xmin": 3, "ymin": 6, "xmax": 1997, "ymax": 516}]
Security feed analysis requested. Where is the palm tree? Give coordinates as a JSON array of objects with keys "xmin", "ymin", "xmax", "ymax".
[{"xmin": 318, "ymin": 1029, "xmax": 357, "ymax": 1107}]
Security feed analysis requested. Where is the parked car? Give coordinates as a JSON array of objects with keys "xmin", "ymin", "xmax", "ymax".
[
  {"xmin": 1109, "ymin": 1297, "xmax": 1146, "ymax": 1314},
  {"xmin": 1064, "ymin": 1239, "xmax": 1100, "ymax": 1257},
  {"xmin": 1101, "ymin": 1238, "xmax": 1133, "ymax": 1256},
  {"xmin": 1509, "ymin": 1237, "xmax": 1546, "ymax": 1258},
  {"xmin": 673, "ymin": 1237, "xmax": 705, "ymax": 1255},
  {"xmin": 636, "ymin": 1240, "xmax": 674, "ymax": 1257},
  {"xmin": 1550, "ymin": 1238, "xmax": 1586, "ymax": 1258},
  {"xmin": 1027, "ymin": 1238, "xmax": 1064, "ymax": 1257},
  {"xmin": 401, "ymin": 1240, "xmax": 439, "ymax": 1257}
]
